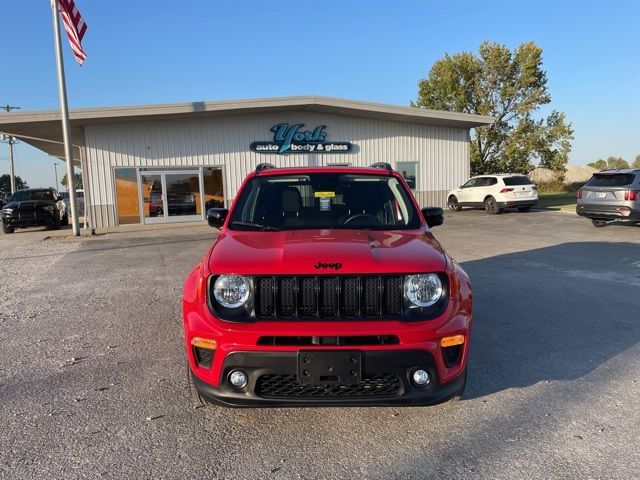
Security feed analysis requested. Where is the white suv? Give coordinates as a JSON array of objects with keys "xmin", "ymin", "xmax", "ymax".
[{"xmin": 447, "ymin": 174, "xmax": 538, "ymax": 214}]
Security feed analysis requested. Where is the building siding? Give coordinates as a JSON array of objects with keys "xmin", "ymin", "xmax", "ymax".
[{"xmin": 83, "ymin": 111, "xmax": 471, "ymax": 228}]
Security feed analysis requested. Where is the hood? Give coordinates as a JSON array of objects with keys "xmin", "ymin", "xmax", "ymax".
[
  {"xmin": 3, "ymin": 200, "xmax": 55, "ymax": 211},
  {"xmin": 208, "ymin": 229, "xmax": 447, "ymax": 275}
]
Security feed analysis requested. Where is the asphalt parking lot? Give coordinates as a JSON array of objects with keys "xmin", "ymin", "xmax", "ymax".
[{"xmin": 1, "ymin": 210, "xmax": 638, "ymax": 479}]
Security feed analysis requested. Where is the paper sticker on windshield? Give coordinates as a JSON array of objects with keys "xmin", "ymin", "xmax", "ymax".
[
  {"xmin": 314, "ymin": 191, "xmax": 336, "ymax": 198},
  {"xmin": 319, "ymin": 197, "xmax": 331, "ymax": 211}
]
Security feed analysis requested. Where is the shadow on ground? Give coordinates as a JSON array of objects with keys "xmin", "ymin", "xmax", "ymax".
[{"xmin": 461, "ymin": 241, "xmax": 639, "ymax": 399}]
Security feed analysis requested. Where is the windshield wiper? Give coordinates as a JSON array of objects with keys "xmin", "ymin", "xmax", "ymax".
[{"xmin": 229, "ymin": 220, "xmax": 282, "ymax": 231}]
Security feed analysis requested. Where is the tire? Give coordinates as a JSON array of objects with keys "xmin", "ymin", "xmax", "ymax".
[
  {"xmin": 2, "ymin": 223, "xmax": 14, "ymax": 234},
  {"xmin": 50, "ymin": 212, "xmax": 61, "ymax": 230},
  {"xmin": 61, "ymin": 212, "xmax": 69, "ymax": 226},
  {"xmin": 592, "ymin": 219, "xmax": 608, "ymax": 228},
  {"xmin": 187, "ymin": 364, "xmax": 214, "ymax": 409},
  {"xmin": 448, "ymin": 195, "xmax": 462, "ymax": 212},
  {"xmin": 484, "ymin": 196, "xmax": 501, "ymax": 215},
  {"xmin": 441, "ymin": 369, "xmax": 467, "ymax": 404},
  {"xmin": 518, "ymin": 206, "xmax": 532, "ymax": 212}
]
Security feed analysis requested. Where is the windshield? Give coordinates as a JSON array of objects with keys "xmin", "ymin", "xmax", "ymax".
[
  {"xmin": 11, "ymin": 190, "xmax": 55, "ymax": 202},
  {"xmin": 228, "ymin": 173, "xmax": 421, "ymax": 231},
  {"xmin": 503, "ymin": 176, "xmax": 533, "ymax": 186},
  {"xmin": 586, "ymin": 173, "xmax": 636, "ymax": 188}
]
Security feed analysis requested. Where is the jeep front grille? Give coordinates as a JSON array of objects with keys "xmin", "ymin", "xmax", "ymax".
[{"xmin": 254, "ymin": 275, "xmax": 404, "ymax": 319}]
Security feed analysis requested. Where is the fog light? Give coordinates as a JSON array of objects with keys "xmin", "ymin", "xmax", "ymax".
[
  {"xmin": 412, "ymin": 369, "xmax": 431, "ymax": 387},
  {"xmin": 229, "ymin": 370, "xmax": 248, "ymax": 388}
]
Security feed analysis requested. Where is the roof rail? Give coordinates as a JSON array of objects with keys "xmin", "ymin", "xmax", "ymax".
[
  {"xmin": 370, "ymin": 162, "xmax": 393, "ymax": 172},
  {"xmin": 255, "ymin": 163, "xmax": 276, "ymax": 174}
]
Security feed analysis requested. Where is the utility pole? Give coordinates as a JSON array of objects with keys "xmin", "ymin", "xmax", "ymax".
[
  {"xmin": 54, "ymin": 162, "xmax": 60, "ymax": 191},
  {"xmin": 0, "ymin": 133, "xmax": 20, "ymax": 194},
  {"xmin": 0, "ymin": 105, "xmax": 21, "ymax": 195}
]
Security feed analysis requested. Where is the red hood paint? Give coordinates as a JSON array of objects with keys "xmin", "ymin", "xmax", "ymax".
[{"xmin": 207, "ymin": 229, "xmax": 447, "ymax": 275}]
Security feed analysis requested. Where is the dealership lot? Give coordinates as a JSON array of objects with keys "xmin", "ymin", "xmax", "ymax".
[{"xmin": 0, "ymin": 211, "xmax": 638, "ymax": 479}]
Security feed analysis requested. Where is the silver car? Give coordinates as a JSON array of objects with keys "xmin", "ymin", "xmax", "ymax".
[{"xmin": 576, "ymin": 169, "xmax": 640, "ymax": 227}]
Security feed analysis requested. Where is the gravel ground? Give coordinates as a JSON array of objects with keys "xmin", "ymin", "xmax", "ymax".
[{"xmin": 0, "ymin": 211, "xmax": 639, "ymax": 479}]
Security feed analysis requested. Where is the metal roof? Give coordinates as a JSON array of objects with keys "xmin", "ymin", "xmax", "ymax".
[{"xmin": 0, "ymin": 95, "xmax": 494, "ymax": 162}]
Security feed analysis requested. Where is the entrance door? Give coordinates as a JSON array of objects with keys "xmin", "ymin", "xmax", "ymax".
[
  {"xmin": 141, "ymin": 172, "xmax": 165, "ymax": 223},
  {"xmin": 141, "ymin": 170, "xmax": 203, "ymax": 224}
]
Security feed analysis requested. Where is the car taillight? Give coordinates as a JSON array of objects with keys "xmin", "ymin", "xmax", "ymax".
[
  {"xmin": 577, "ymin": 189, "xmax": 583, "ymax": 199},
  {"xmin": 624, "ymin": 190, "xmax": 638, "ymax": 201},
  {"xmin": 500, "ymin": 188, "xmax": 514, "ymax": 193}
]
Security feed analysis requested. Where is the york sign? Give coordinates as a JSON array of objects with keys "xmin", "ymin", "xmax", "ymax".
[{"xmin": 250, "ymin": 123, "xmax": 353, "ymax": 154}]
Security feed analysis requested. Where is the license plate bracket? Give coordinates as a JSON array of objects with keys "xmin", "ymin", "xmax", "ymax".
[{"xmin": 298, "ymin": 351, "xmax": 362, "ymax": 385}]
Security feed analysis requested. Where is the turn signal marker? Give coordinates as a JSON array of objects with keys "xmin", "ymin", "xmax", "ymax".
[
  {"xmin": 440, "ymin": 335, "xmax": 465, "ymax": 348},
  {"xmin": 191, "ymin": 337, "xmax": 217, "ymax": 350}
]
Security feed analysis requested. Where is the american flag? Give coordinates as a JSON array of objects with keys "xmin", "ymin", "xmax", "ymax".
[{"xmin": 57, "ymin": 0, "xmax": 87, "ymax": 65}]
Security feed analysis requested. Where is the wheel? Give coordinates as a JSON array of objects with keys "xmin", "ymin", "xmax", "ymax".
[
  {"xmin": 484, "ymin": 196, "xmax": 501, "ymax": 214},
  {"xmin": 61, "ymin": 212, "xmax": 69, "ymax": 226},
  {"xmin": 592, "ymin": 219, "xmax": 608, "ymax": 228},
  {"xmin": 448, "ymin": 195, "xmax": 462, "ymax": 212},
  {"xmin": 518, "ymin": 206, "xmax": 532, "ymax": 212},
  {"xmin": 50, "ymin": 212, "xmax": 61, "ymax": 230},
  {"xmin": 187, "ymin": 364, "xmax": 214, "ymax": 409},
  {"xmin": 441, "ymin": 369, "xmax": 467, "ymax": 404},
  {"xmin": 2, "ymin": 223, "xmax": 14, "ymax": 234}
]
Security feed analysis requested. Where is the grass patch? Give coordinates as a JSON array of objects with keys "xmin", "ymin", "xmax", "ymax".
[{"xmin": 537, "ymin": 192, "xmax": 577, "ymax": 212}]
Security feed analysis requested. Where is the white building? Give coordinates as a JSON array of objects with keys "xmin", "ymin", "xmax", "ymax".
[{"xmin": 0, "ymin": 96, "xmax": 492, "ymax": 229}]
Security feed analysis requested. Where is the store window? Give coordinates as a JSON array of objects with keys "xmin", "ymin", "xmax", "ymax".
[
  {"xmin": 203, "ymin": 167, "xmax": 225, "ymax": 210},
  {"xmin": 396, "ymin": 162, "xmax": 417, "ymax": 190},
  {"xmin": 114, "ymin": 168, "xmax": 140, "ymax": 224}
]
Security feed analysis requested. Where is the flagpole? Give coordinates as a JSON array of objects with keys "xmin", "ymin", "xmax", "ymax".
[{"xmin": 51, "ymin": 0, "xmax": 80, "ymax": 236}]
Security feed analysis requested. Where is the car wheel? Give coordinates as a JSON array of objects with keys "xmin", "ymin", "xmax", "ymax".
[
  {"xmin": 448, "ymin": 195, "xmax": 462, "ymax": 212},
  {"xmin": 441, "ymin": 369, "xmax": 467, "ymax": 405},
  {"xmin": 2, "ymin": 223, "xmax": 14, "ymax": 234},
  {"xmin": 484, "ymin": 196, "xmax": 501, "ymax": 214},
  {"xmin": 518, "ymin": 206, "xmax": 532, "ymax": 212},
  {"xmin": 187, "ymin": 364, "xmax": 215, "ymax": 409},
  {"xmin": 50, "ymin": 212, "xmax": 62, "ymax": 230},
  {"xmin": 592, "ymin": 219, "xmax": 608, "ymax": 228},
  {"xmin": 61, "ymin": 212, "xmax": 69, "ymax": 226}
]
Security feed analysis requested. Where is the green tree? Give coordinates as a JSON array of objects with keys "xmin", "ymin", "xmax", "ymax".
[
  {"xmin": 631, "ymin": 155, "xmax": 640, "ymax": 168},
  {"xmin": 605, "ymin": 156, "xmax": 629, "ymax": 169},
  {"xmin": 0, "ymin": 174, "xmax": 28, "ymax": 195},
  {"xmin": 60, "ymin": 172, "xmax": 83, "ymax": 190},
  {"xmin": 588, "ymin": 159, "xmax": 607, "ymax": 170},
  {"xmin": 413, "ymin": 41, "xmax": 573, "ymax": 177}
]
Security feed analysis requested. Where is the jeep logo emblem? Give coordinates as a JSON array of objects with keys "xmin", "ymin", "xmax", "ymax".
[{"xmin": 314, "ymin": 262, "xmax": 342, "ymax": 270}]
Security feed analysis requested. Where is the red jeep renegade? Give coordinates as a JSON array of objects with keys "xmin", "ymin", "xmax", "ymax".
[{"xmin": 183, "ymin": 163, "xmax": 472, "ymax": 407}]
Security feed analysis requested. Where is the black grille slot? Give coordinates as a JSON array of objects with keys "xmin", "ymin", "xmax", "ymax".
[
  {"xmin": 383, "ymin": 277, "xmax": 403, "ymax": 316},
  {"xmin": 319, "ymin": 277, "xmax": 339, "ymax": 317},
  {"xmin": 256, "ymin": 373, "xmax": 403, "ymax": 398},
  {"xmin": 255, "ymin": 275, "xmax": 405, "ymax": 319},
  {"xmin": 341, "ymin": 277, "xmax": 360, "ymax": 316},
  {"xmin": 256, "ymin": 277, "xmax": 275, "ymax": 317},
  {"xmin": 278, "ymin": 277, "xmax": 297, "ymax": 317},
  {"xmin": 361, "ymin": 277, "xmax": 381, "ymax": 316},
  {"xmin": 298, "ymin": 277, "xmax": 317, "ymax": 317}
]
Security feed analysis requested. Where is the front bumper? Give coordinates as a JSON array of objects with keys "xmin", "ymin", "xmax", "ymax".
[
  {"xmin": 190, "ymin": 349, "xmax": 466, "ymax": 407},
  {"xmin": 576, "ymin": 203, "xmax": 640, "ymax": 221},
  {"xmin": 2, "ymin": 212, "xmax": 54, "ymax": 228}
]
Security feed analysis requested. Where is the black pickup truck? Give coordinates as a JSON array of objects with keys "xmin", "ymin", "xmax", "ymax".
[{"xmin": 1, "ymin": 188, "xmax": 69, "ymax": 234}]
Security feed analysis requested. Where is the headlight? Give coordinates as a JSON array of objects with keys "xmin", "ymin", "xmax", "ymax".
[
  {"xmin": 213, "ymin": 275, "xmax": 251, "ymax": 308},
  {"xmin": 2, "ymin": 208, "xmax": 13, "ymax": 214},
  {"xmin": 405, "ymin": 274, "xmax": 443, "ymax": 307},
  {"xmin": 43, "ymin": 205, "xmax": 55, "ymax": 212}
]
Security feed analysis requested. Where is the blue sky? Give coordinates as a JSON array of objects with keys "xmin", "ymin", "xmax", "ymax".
[{"xmin": 1, "ymin": 0, "xmax": 638, "ymax": 188}]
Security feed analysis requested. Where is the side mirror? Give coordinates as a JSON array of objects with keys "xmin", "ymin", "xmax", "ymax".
[
  {"xmin": 207, "ymin": 208, "xmax": 228, "ymax": 228},
  {"xmin": 422, "ymin": 207, "xmax": 444, "ymax": 228}
]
